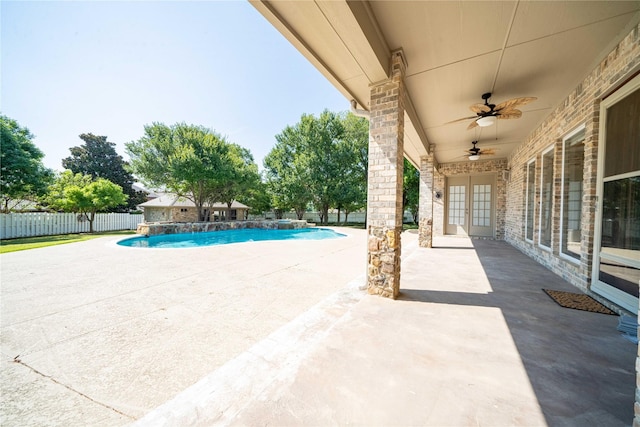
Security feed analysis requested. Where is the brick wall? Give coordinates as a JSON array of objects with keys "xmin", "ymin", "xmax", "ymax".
[{"xmin": 505, "ymin": 23, "xmax": 640, "ymax": 292}]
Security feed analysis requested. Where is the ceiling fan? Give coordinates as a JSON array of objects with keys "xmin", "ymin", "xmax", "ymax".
[
  {"xmin": 450, "ymin": 92, "xmax": 537, "ymax": 130},
  {"xmin": 466, "ymin": 141, "xmax": 495, "ymax": 161}
]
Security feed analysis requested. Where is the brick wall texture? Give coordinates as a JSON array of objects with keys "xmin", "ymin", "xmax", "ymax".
[{"xmin": 505, "ymin": 23, "xmax": 639, "ymax": 293}]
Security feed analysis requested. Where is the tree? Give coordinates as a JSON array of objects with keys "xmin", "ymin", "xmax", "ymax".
[
  {"xmin": 264, "ymin": 124, "xmax": 314, "ymax": 220},
  {"xmin": 62, "ymin": 133, "xmax": 146, "ymax": 211},
  {"xmin": 127, "ymin": 122, "xmax": 257, "ymax": 222},
  {"xmin": 403, "ymin": 159, "xmax": 420, "ymax": 224},
  {"xmin": 336, "ymin": 113, "xmax": 369, "ymax": 223},
  {"xmin": 217, "ymin": 144, "xmax": 260, "ymax": 221},
  {"xmin": 43, "ymin": 171, "xmax": 128, "ymax": 232},
  {"xmin": 264, "ymin": 111, "xmax": 369, "ymax": 224},
  {"xmin": 0, "ymin": 115, "xmax": 54, "ymax": 213},
  {"xmin": 243, "ymin": 177, "xmax": 272, "ymax": 217},
  {"xmin": 305, "ymin": 111, "xmax": 348, "ymax": 224}
]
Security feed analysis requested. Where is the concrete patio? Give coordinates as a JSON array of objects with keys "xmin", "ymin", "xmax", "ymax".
[
  {"xmin": 1, "ymin": 229, "xmax": 636, "ymax": 426},
  {"xmin": 136, "ymin": 232, "xmax": 636, "ymax": 426}
]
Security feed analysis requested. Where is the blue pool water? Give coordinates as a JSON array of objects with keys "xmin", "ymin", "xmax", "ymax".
[{"xmin": 118, "ymin": 227, "xmax": 346, "ymax": 248}]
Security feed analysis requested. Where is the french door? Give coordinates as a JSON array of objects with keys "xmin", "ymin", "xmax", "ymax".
[
  {"xmin": 446, "ymin": 175, "xmax": 495, "ymax": 237},
  {"xmin": 592, "ymin": 74, "xmax": 640, "ymax": 312}
]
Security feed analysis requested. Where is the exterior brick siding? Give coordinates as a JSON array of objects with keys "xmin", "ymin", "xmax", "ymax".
[{"xmin": 505, "ymin": 23, "xmax": 639, "ymax": 293}]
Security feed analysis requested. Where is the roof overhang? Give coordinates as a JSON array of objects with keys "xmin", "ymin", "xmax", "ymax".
[{"xmin": 251, "ymin": 0, "xmax": 640, "ymax": 166}]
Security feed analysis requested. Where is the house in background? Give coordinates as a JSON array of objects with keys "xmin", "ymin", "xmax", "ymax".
[{"xmin": 138, "ymin": 193, "xmax": 250, "ymax": 223}]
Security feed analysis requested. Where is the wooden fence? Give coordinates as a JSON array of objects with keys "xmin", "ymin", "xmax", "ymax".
[{"xmin": 0, "ymin": 213, "xmax": 143, "ymax": 240}]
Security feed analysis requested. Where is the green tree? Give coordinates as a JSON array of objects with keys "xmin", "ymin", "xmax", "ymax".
[
  {"xmin": 264, "ymin": 124, "xmax": 314, "ymax": 220},
  {"xmin": 336, "ymin": 113, "xmax": 368, "ymax": 223},
  {"xmin": 305, "ymin": 110, "xmax": 347, "ymax": 224},
  {"xmin": 0, "ymin": 115, "xmax": 54, "ymax": 212},
  {"xmin": 43, "ymin": 171, "xmax": 128, "ymax": 232},
  {"xmin": 62, "ymin": 133, "xmax": 146, "ymax": 211},
  {"xmin": 127, "ymin": 122, "xmax": 256, "ymax": 222},
  {"xmin": 217, "ymin": 144, "xmax": 260, "ymax": 220},
  {"xmin": 403, "ymin": 159, "xmax": 420, "ymax": 224},
  {"xmin": 265, "ymin": 111, "xmax": 369, "ymax": 224},
  {"xmin": 243, "ymin": 177, "xmax": 272, "ymax": 216}
]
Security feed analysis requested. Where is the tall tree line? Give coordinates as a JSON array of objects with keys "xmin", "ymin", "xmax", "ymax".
[{"xmin": 263, "ymin": 111, "xmax": 369, "ymax": 224}]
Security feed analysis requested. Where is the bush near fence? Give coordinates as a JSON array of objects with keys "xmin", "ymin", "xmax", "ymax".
[{"xmin": 0, "ymin": 213, "xmax": 143, "ymax": 240}]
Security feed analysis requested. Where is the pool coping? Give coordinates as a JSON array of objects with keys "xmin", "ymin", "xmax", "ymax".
[{"xmin": 136, "ymin": 220, "xmax": 312, "ymax": 237}]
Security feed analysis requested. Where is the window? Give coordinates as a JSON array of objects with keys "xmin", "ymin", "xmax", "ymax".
[
  {"xmin": 525, "ymin": 160, "xmax": 536, "ymax": 242},
  {"xmin": 539, "ymin": 147, "xmax": 554, "ymax": 249},
  {"xmin": 448, "ymin": 185, "xmax": 465, "ymax": 225},
  {"xmin": 180, "ymin": 208, "xmax": 188, "ymax": 213},
  {"xmin": 560, "ymin": 128, "xmax": 585, "ymax": 261},
  {"xmin": 472, "ymin": 184, "xmax": 491, "ymax": 227}
]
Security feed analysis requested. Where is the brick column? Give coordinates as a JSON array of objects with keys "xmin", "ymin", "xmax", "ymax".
[
  {"xmin": 418, "ymin": 155, "xmax": 434, "ymax": 248},
  {"xmin": 366, "ymin": 50, "xmax": 406, "ymax": 299}
]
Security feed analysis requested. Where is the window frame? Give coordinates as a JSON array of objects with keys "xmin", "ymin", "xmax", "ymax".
[
  {"xmin": 538, "ymin": 145, "xmax": 555, "ymax": 251},
  {"xmin": 559, "ymin": 125, "xmax": 585, "ymax": 263},
  {"xmin": 524, "ymin": 158, "xmax": 536, "ymax": 243}
]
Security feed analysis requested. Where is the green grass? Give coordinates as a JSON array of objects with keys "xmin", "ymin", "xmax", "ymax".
[{"xmin": 0, "ymin": 230, "xmax": 136, "ymax": 254}]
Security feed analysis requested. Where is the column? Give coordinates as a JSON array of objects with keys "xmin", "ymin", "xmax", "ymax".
[
  {"xmin": 366, "ymin": 50, "xmax": 406, "ymax": 299},
  {"xmin": 418, "ymin": 155, "xmax": 434, "ymax": 248}
]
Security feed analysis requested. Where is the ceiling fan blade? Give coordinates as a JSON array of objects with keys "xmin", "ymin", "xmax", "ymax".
[
  {"xmin": 470, "ymin": 103, "xmax": 491, "ymax": 114},
  {"xmin": 495, "ymin": 97, "xmax": 537, "ymax": 111},
  {"xmin": 479, "ymin": 149, "xmax": 496, "ymax": 155},
  {"xmin": 445, "ymin": 115, "xmax": 477, "ymax": 124},
  {"xmin": 497, "ymin": 110, "xmax": 522, "ymax": 120},
  {"xmin": 467, "ymin": 120, "xmax": 479, "ymax": 130}
]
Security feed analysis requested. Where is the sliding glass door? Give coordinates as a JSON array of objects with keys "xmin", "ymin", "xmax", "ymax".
[{"xmin": 592, "ymin": 75, "xmax": 640, "ymax": 312}]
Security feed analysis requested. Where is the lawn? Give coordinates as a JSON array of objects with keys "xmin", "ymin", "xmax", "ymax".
[{"xmin": 0, "ymin": 230, "xmax": 136, "ymax": 254}]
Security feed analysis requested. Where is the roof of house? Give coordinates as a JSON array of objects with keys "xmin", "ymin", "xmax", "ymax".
[{"xmin": 138, "ymin": 194, "xmax": 250, "ymax": 209}]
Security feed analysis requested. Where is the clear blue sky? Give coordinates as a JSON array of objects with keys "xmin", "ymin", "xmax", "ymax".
[{"xmin": 1, "ymin": 1, "xmax": 348, "ymax": 171}]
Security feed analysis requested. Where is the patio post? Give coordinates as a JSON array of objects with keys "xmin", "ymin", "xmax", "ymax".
[
  {"xmin": 418, "ymin": 154, "xmax": 435, "ymax": 248},
  {"xmin": 366, "ymin": 50, "xmax": 406, "ymax": 299}
]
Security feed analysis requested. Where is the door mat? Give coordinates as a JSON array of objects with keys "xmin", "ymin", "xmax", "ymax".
[{"xmin": 543, "ymin": 289, "xmax": 617, "ymax": 315}]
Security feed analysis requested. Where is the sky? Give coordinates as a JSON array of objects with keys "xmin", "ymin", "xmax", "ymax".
[{"xmin": 1, "ymin": 1, "xmax": 348, "ymax": 172}]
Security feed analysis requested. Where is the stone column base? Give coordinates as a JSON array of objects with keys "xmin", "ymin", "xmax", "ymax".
[
  {"xmin": 367, "ymin": 225, "xmax": 402, "ymax": 299},
  {"xmin": 418, "ymin": 217, "xmax": 433, "ymax": 248}
]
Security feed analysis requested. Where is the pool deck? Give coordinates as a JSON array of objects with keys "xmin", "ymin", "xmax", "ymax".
[{"xmin": 1, "ymin": 228, "xmax": 636, "ymax": 426}]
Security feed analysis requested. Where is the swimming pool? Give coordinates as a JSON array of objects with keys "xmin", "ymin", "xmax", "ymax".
[{"xmin": 118, "ymin": 227, "xmax": 346, "ymax": 248}]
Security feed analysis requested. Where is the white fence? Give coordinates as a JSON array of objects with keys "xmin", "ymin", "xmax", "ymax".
[{"xmin": 0, "ymin": 213, "xmax": 143, "ymax": 240}]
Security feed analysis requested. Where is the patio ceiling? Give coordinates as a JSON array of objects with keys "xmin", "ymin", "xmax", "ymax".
[{"xmin": 250, "ymin": 0, "xmax": 640, "ymax": 166}]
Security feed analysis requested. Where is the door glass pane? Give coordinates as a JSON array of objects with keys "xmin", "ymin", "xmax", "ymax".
[
  {"xmin": 599, "ymin": 176, "xmax": 640, "ymax": 296},
  {"xmin": 448, "ymin": 185, "xmax": 465, "ymax": 225},
  {"xmin": 525, "ymin": 161, "xmax": 536, "ymax": 241},
  {"xmin": 540, "ymin": 150, "xmax": 554, "ymax": 248},
  {"xmin": 561, "ymin": 131, "xmax": 584, "ymax": 259},
  {"xmin": 472, "ymin": 184, "xmax": 491, "ymax": 227},
  {"xmin": 605, "ymin": 88, "xmax": 640, "ymax": 177}
]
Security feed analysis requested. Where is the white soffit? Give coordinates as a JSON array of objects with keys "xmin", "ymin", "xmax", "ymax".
[{"xmin": 252, "ymin": 0, "xmax": 640, "ymax": 164}]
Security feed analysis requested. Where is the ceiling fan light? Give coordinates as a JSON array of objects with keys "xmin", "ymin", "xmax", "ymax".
[
  {"xmin": 476, "ymin": 115, "xmax": 497, "ymax": 127},
  {"xmin": 468, "ymin": 154, "xmax": 480, "ymax": 161}
]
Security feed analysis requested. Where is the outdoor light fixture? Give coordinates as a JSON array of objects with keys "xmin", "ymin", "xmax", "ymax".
[
  {"xmin": 468, "ymin": 154, "xmax": 480, "ymax": 161},
  {"xmin": 476, "ymin": 115, "xmax": 497, "ymax": 127}
]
